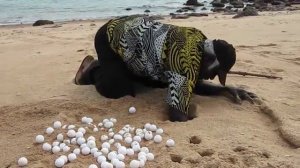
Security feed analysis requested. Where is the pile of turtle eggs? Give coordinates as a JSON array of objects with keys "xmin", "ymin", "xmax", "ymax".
[{"xmin": 18, "ymin": 107, "xmax": 175, "ymax": 167}]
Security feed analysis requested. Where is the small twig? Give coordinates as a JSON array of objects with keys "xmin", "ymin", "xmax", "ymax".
[{"xmin": 228, "ymin": 70, "xmax": 283, "ymax": 79}]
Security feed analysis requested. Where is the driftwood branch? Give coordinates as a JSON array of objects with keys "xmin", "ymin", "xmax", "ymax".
[{"xmin": 228, "ymin": 70, "xmax": 283, "ymax": 79}]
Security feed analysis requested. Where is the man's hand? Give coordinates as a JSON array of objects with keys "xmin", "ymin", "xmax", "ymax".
[
  {"xmin": 168, "ymin": 105, "xmax": 197, "ymax": 122},
  {"xmin": 168, "ymin": 106, "xmax": 188, "ymax": 122},
  {"xmin": 194, "ymin": 80, "xmax": 258, "ymax": 104},
  {"xmin": 225, "ymin": 86, "xmax": 257, "ymax": 104}
]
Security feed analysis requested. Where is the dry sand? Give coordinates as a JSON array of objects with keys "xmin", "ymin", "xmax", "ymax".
[{"xmin": 0, "ymin": 10, "xmax": 300, "ymax": 168}]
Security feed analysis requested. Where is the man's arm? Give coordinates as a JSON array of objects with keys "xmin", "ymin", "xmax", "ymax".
[{"xmin": 194, "ymin": 80, "xmax": 257, "ymax": 103}]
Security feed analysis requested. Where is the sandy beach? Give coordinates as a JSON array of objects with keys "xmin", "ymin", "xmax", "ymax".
[{"xmin": 0, "ymin": 10, "xmax": 300, "ymax": 168}]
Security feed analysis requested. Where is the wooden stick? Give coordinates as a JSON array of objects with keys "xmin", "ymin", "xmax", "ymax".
[{"xmin": 228, "ymin": 70, "xmax": 283, "ymax": 79}]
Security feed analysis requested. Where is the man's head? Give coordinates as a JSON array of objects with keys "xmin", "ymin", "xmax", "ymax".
[{"xmin": 199, "ymin": 39, "xmax": 236, "ymax": 85}]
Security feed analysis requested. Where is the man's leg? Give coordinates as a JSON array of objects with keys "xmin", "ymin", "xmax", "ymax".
[
  {"xmin": 92, "ymin": 58, "xmax": 135, "ymax": 99},
  {"xmin": 92, "ymin": 21, "xmax": 135, "ymax": 99}
]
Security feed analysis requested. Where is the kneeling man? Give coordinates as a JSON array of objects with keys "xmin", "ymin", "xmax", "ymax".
[{"xmin": 75, "ymin": 15, "xmax": 256, "ymax": 122}]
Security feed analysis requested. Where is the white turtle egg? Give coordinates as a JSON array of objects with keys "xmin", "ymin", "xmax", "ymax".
[
  {"xmin": 118, "ymin": 146, "xmax": 127, "ymax": 155},
  {"xmin": 70, "ymin": 138, "xmax": 77, "ymax": 145},
  {"xmin": 135, "ymin": 128, "xmax": 143, "ymax": 134},
  {"xmin": 86, "ymin": 117, "xmax": 93, "ymax": 124},
  {"xmin": 80, "ymin": 143, "xmax": 87, "ymax": 148},
  {"xmin": 73, "ymin": 148, "xmax": 80, "ymax": 155},
  {"xmin": 97, "ymin": 155, "xmax": 107, "ymax": 164},
  {"xmin": 144, "ymin": 131, "xmax": 153, "ymax": 140},
  {"xmin": 123, "ymin": 133, "xmax": 132, "ymax": 138},
  {"xmin": 59, "ymin": 143, "xmax": 66, "ymax": 149},
  {"xmin": 67, "ymin": 125, "xmax": 76, "ymax": 129},
  {"xmin": 93, "ymin": 127, "xmax": 99, "ymax": 132},
  {"xmin": 154, "ymin": 135, "xmax": 162, "ymax": 143},
  {"xmin": 52, "ymin": 146, "xmax": 60, "ymax": 153},
  {"xmin": 140, "ymin": 147, "xmax": 149, "ymax": 154},
  {"xmin": 146, "ymin": 153, "xmax": 154, "ymax": 161},
  {"xmin": 149, "ymin": 124, "xmax": 157, "ymax": 131},
  {"xmin": 139, "ymin": 160, "xmax": 145, "ymax": 167},
  {"xmin": 129, "ymin": 160, "xmax": 140, "ymax": 168},
  {"xmin": 77, "ymin": 137, "xmax": 86, "ymax": 145},
  {"xmin": 63, "ymin": 139, "xmax": 70, "ymax": 145},
  {"xmin": 94, "ymin": 151, "xmax": 102, "ymax": 158},
  {"xmin": 102, "ymin": 142, "xmax": 110, "ymax": 149},
  {"xmin": 103, "ymin": 118, "xmax": 109, "ymax": 123},
  {"xmin": 46, "ymin": 127, "xmax": 54, "ymax": 135},
  {"xmin": 166, "ymin": 139, "xmax": 175, "ymax": 147},
  {"xmin": 138, "ymin": 152, "xmax": 146, "ymax": 158},
  {"xmin": 128, "ymin": 106, "xmax": 136, "ymax": 114},
  {"xmin": 104, "ymin": 121, "xmax": 114, "ymax": 128},
  {"xmin": 118, "ymin": 130, "xmax": 125, "ymax": 135},
  {"xmin": 98, "ymin": 122, "xmax": 103, "ymax": 127},
  {"xmin": 114, "ymin": 142, "xmax": 122, "ymax": 149},
  {"xmin": 144, "ymin": 123, "xmax": 151, "ymax": 130},
  {"xmin": 101, "ymin": 148, "xmax": 109, "ymax": 155},
  {"xmin": 42, "ymin": 143, "xmax": 52, "ymax": 151},
  {"xmin": 131, "ymin": 141, "xmax": 140, "ymax": 148},
  {"xmin": 54, "ymin": 157, "xmax": 65, "ymax": 167},
  {"xmin": 122, "ymin": 127, "xmax": 130, "ymax": 133},
  {"xmin": 133, "ymin": 136, "xmax": 142, "ymax": 142},
  {"xmin": 89, "ymin": 164, "xmax": 98, "ymax": 168},
  {"xmin": 116, "ymin": 161, "xmax": 125, "ymax": 168},
  {"xmin": 81, "ymin": 146, "xmax": 91, "ymax": 155},
  {"xmin": 111, "ymin": 158, "xmax": 119, "ymax": 166},
  {"xmin": 56, "ymin": 133, "xmax": 64, "ymax": 142},
  {"xmin": 125, "ymin": 137, "xmax": 133, "ymax": 144},
  {"xmin": 53, "ymin": 121, "xmax": 62, "ymax": 129},
  {"xmin": 52, "ymin": 141, "xmax": 59, "ymax": 146},
  {"xmin": 113, "ymin": 134, "xmax": 123, "ymax": 141},
  {"xmin": 136, "ymin": 132, "xmax": 144, "ymax": 138},
  {"xmin": 60, "ymin": 155, "xmax": 68, "ymax": 163},
  {"xmin": 156, "ymin": 128, "xmax": 164, "ymax": 134},
  {"xmin": 67, "ymin": 130, "xmax": 76, "ymax": 138},
  {"xmin": 126, "ymin": 148, "xmax": 135, "ymax": 156},
  {"xmin": 132, "ymin": 145, "xmax": 140, "ymax": 152},
  {"xmin": 81, "ymin": 116, "xmax": 88, "ymax": 123},
  {"xmin": 63, "ymin": 146, "xmax": 70, "ymax": 152},
  {"xmin": 35, "ymin": 135, "xmax": 44, "ymax": 143},
  {"xmin": 108, "ymin": 151, "xmax": 117, "ymax": 160},
  {"xmin": 139, "ymin": 155, "xmax": 147, "ymax": 163},
  {"xmin": 78, "ymin": 127, "xmax": 86, "ymax": 134},
  {"xmin": 110, "ymin": 118, "xmax": 117, "ymax": 123},
  {"xmin": 91, "ymin": 148, "xmax": 98, "ymax": 154},
  {"xmin": 108, "ymin": 132, "xmax": 114, "ymax": 137},
  {"xmin": 75, "ymin": 131, "xmax": 83, "ymax": 138},
  {"xmin": 101, "ymin": 135, "xmax": 109, "ymax": 141},
  {"xmin": 87, "ymin": 140, "xmax": 96, "ymax": 148},
  {"xmin": 18, "ymin": 157, "xmax": 28, "ymax": 166},
  {"xmin": 87, "ymin": 136, "xmax": 96, "ymax": 141},
  {"xmin": 108, "ymin": 139, "xmax": 115, "ymax": 144},
  {"xmin": 67, "ymin": 153, "xmax": 77, "ymax": 162},
  {"xmin": 101, "ymin": 161, "xmax": 113, "ymax": 168},
  {"xmin": 108, "ymin": 128, "xmax": 113, "ymax": 132},
  {"xmin": 117, "ymin": 153, "xmax": 125, "ymax": 161}
]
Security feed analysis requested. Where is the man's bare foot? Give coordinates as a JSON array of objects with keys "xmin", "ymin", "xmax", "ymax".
[{"xmin": 74, "ymin": 55, "xmax": 95, "ymax": 85}]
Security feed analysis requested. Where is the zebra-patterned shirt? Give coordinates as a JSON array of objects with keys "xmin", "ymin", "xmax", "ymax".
[{"xmin": 106, "ymin": 15, "xmax": 207, "ymax": 115}]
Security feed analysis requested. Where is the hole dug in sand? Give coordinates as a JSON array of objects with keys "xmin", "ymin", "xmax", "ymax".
[
  {"xmin": 198, "ymin": 149, "xmax": 215, "ymax": 157},
  {"xmin": 233, "ymin": 146, "xmax": 247, "ymax": 152},
  {"xmin": 170, "ymin": 154, "xmax": 183, "ymax": 163},
  {"xmin": 189, "ymin": 135, "xmax": 202, "ymax": 144}
]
